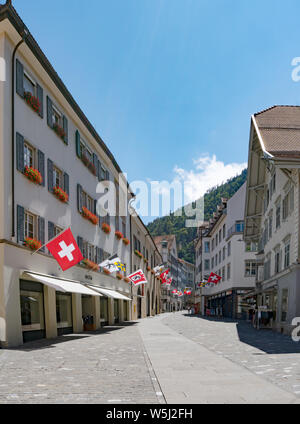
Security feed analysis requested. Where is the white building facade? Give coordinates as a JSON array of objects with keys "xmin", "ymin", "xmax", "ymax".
[
  {"xmin": 244, "ymin": 106, "xmax": 300, "ymax": 334},
  {"xmin": 197, "ymin": 184, "xmax": 257, "ymax": 318}
]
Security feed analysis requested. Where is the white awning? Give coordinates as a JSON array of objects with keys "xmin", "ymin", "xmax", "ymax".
[
  {"xmin": 88, "ymin": 285, "xmax": 131, "ymax": 301},
  {"xmin": 24, "ymin": 272, "xmax": 102, "ymax": 297}
]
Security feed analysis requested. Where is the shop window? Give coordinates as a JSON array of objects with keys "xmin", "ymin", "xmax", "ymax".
[
  {"xmin": 56, "ymin": 292, "xmax": 73, "ymax": 331},
  {"xmin": 20, "ymin": 281, "xmax": 45, "ymax": 339}
]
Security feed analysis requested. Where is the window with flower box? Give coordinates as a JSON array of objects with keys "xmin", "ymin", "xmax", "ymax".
[
  {"xmin": 16, "ymin": 59, "xmax": 43, "ymax": 118},
  {"xmin": 17, "ymin": 206, "xmax": 45, "ymax": 252},
  {"xmin": 47, "ymin": 96, "xmax": 68, "ymax": 144},
  {"xmin": 48, "ymin": 159, "xmax": 69, "ymax": 201},
  {"xmin": 16, "ymin": 133, "xmax": 45, "ymax": 187}
]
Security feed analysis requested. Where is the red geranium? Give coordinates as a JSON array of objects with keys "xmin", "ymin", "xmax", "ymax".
[
  {"xmin": 24, "ymin": 166, "xmax": 42, "ymax": 185},
  {"xmin": 53, "ymin": 186, "xmax": 69, "ymax": 203},
  {"xmin": 102, "ymin": 222, "xmax": 111, "ymax": 234},
  {"xmin": 24, "ymin": 91, "xmax": 40, "ymax": 114},
  {"xmin": 82, "ymin": 206, "xmax": 99, "ymax": 225}
]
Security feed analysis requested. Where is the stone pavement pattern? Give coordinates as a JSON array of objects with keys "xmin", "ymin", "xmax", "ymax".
[
  {"xmin": 0, "ymin": 323, "xmax": 163, "ymax": 404},
  {"xmin": 139, "ymin": 313, "xmax": 300, "ymax": 404},
  {"xmin": 162, "ymin": 312, "xmax": 300, "ymax": 399},
  {"xmin": 1, "ymin": 313, "xmax": 300, "ymax": 404}
]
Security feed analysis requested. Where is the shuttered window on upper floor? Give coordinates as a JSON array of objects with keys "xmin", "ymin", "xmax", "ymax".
[{"xmin": 16, "ymin": 59, "xmax": 44, "ymax": 119}]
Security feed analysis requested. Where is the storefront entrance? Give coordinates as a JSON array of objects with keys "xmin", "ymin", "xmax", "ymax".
[
  {"xmin": 56, "ymin": 292, "xmax": 73, "ymax": 336},
  {"xmin": 20, "ymin": 280, "xmax": 46, "ymax": 343},
  {"xmin": 82, "ymin": 295, "xmax": 95, "ymax": 331},
  {"xmin": 100, "ymin": 297, "xmax": 108, "ymax": 327},
  {"xmin": 114, "ymin": 299, "xmax": 120, "ymax": 324},
  {"xmin": 123, "ymin": 300, "xmax": 128, "ymax": 321}
]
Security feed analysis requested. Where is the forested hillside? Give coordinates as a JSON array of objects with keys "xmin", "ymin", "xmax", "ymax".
[{"xmin": 147, "ymin": 169, "xmax": 247, "ymax": 264}]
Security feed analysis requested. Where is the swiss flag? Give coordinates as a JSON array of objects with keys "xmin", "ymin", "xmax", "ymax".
[
  {"xmin": 160, "ymin": 269, "xmax": 170, "ymax": 284},
  {"xmin": 128, "ymin": 269, "xmax": 147, "ymax": 286},
  {"xmin": 46, "ymin": 228, "xmax": 83, "ymax": 271},
  {"xmin": 208, "ymin": 272, "xmax": 222, "ymax": 284}
]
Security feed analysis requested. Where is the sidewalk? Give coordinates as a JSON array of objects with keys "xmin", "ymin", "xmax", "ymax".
[{"xmin": 138, "ymin": 313, "xmax": 300, "ymax": 404}]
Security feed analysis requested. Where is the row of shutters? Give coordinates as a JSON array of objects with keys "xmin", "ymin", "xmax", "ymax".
[
  {"xmin": 17, "ymin": 59, "xmax": 108, "ymax": 180},
  {"xmin": 17, "ymin": 204, "xmax": 107, "ymax": 263},
  {"xmin": 17, "ymin": 59, "xmax": 68, "ymax": 144},
  {"xmin": 16, "ymin": 131, "xmax": 69, "ymax": 195}
]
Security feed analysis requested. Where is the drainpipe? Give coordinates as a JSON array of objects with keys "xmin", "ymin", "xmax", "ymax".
[{"xmin": 11, "ymin": 28, "xmax": 28, "ymax": 238}]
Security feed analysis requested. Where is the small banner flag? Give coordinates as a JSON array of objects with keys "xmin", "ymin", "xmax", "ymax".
[
  {"xmin": 128, "ymin": 269, "xmax": 148, "ymax": 286},
  {"xmin": 166, "ymin": 278, "xmax": 172, "ymax": 286},
  {"xmin": 208, "ymin": 272, "xmax": 222, "ymax": 284},
  {"xmin": 99, "ymin": 254, "xmax": 126, "ymax": 273},
  {"xmin": 177, "ymin": 291, "xmax": 184, "ymax": 297},
  {"xmin": 172, "ymin": 289, "xmax": 178, "ymax": 294},
  {"xmin": 46, "ymin": 228, "xmax": 83, "ymax": 272},
  {"xmin": 160, "ymin": 269, "xmax": 170, "ymax": 284},
  {"xmin": 153, "ymin": 264, "xmax": 165, "ymax": 276}
]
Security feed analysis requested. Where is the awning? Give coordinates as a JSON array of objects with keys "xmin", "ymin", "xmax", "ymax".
[
  {"xmin": 88, "ymin": 286, "xmax": 131, "ymax": 301},
  {"xmin": 24, "ymin": 272, "xmax": 102, "ymax": 297}
]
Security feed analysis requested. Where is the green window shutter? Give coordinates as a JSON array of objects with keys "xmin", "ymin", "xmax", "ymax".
[
  {"xmin": 47, "ymin": 159, "xmax": 54, "ymax": 192},
  {"xmin": 16, "ymin": 132, "xmax": 24, "ymax": 172},
  {"xmin": 96, "ymin": 247, "xmax": 101, "ymax": 265},
  {"xmin": 47, "ymin": 96, "xmax": 53, "ymax": 128},
  {"xmin": 38, "ymin": 217, "xmax": 45, "ymax": 252},
  {"xmin": 64, "ymin": 172, "xmax": 69, "ymax": 197},
  {"xmin": 75, "ymin": 130, "xmax": 81, "ymax": 158},
  {"xmin": 17, "ymin": 205, "xmax": 25, "ymax": 243},
  {"xmin": 97, "ymin": 159, "xmax": 101, "ymax": 182},
  {"xmin": 16, "ymin": 59, "xmax": 24, "ymax": 97},
  {"xmin": 48, "ymin": 221, "xmax": 55, "ymax": 242},
  {"xmin": 77, "ymin": 184, "xmax": 83, "ymax": 213},
  {"xmin": 93, "ymin": 153, "xmax": 98, "ymax": 174},
  {"xmin": 37, "ymin": 150, "xmax": 45, "ymax": 187},
  {"xmin": 36, "ymin": 84, "xmax": 43, "ymax": 118},
  {"xmin": 63, "ymin": 115, "xmax": 68, "ymax": 144},
  {"xmin": 77, "ymin": 236, "xmax": 83, "ymax": 254},
  {"xmin": 94, "ymin": 199, "xmax": 97, "ymax": 216}
]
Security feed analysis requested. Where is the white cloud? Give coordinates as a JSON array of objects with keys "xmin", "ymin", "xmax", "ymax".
[{"xmin": 173, "ymin": 154, "xmax": 247, "ymax": 205}]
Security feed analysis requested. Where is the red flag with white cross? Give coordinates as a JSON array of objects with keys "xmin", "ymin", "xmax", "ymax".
[
  {"xmin": 208, "ymin": 272, "xmax": 222, "ymax": 284},
  {"xmin": 46, "ymin": 228, "xmax": 83, "ymax": 271}
]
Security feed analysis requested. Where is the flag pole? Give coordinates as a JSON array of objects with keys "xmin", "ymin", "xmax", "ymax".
[{"xmin": 30, "ymin": 227, "xmax": 71, "ymax": 256}]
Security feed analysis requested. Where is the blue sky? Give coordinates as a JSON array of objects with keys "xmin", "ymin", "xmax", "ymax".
[{"xmin": 12, "ymin": 0, "xmax": 300, "ymax": 214}]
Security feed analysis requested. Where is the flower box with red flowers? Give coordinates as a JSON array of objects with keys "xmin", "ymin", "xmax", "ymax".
[
  {"xmin": 24, "ymin": 91, "xmax": 40, "ymax": 114},
  {"xmin": 53, "ymin": 186, "xmax": 69, "ymax": 203},
  {"xmin": 123, "ymin": 277, "xmax": 131, "ymax": 283},
  {"xmin": 134, "ymin": 250, "xmax": 143, "ymax": 259},
  {"xmin": 24, "ymin": 166, "xmax": 43, "ymax": 185},
  {"xmin": 53, "ymin": 122, "xmax": 66, "ymax": 141},
  {"xmin": 81, "ymin": 154, "xmax": 97, "ymax": 176},
  {"xmin": 82, "ymin": 258, "xmax": 99, "ymax": 272},
  {"xmin": 102, "ymin": 222, "xmax": 111, "ymax": 234},
  {"xmin": 116, "ymin": 273, "xmax": 123, "ymax": 280},
  {"xmin": 25, "ymin": 237, "xmax": 42, "ymax": 251},
  {"xmin": 122, "ymin": 238, "xmax": 130, "ymax": 246},
  {"xmin": 82, "ymin": 206, "xmax": 99, "ymax": 225},
  {"xmin": 103, "ymin": 268, "xmax": 111, "ymax": 276},
  {"xmin": 115, "ymin": 231, "xmax": 124, "ymax": 240}
]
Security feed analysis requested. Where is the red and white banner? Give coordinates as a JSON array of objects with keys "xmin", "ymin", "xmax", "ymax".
[
  {"xmin": 128, "ymin": 269, "xmax": 148, "ymax": 286},
  {"xmin": 166, "ymin": 277, "xmax": 172, "ymax": 286},
  {"xmin": 208, "ymin": 272, "xmax": 222, "ymax": 284},
  {"xmin": 160, "ymin": 269, "xmax": 170, "ymax": 284},
  {"xmin": 46, "ymin": 228, "xmax": 83, "ymax": 271}
]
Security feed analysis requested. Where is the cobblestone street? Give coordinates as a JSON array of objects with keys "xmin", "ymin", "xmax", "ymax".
[
  {"xmin": 1, "ymin": 312, "xmax": 300, "ymax": 404},
  {"xmin": 163, "ymin": 313, "xmax": 300, "ymax": 399},
  {"xmin": 0, "ymin": 323, "xmax": 163, "ymax": 404}
]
